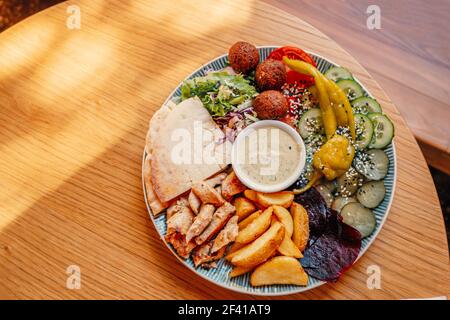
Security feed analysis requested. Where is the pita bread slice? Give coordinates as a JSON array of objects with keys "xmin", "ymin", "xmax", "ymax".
[
  {"xmin": 143, "ymin": 101, "xmax": 176, "ymax": 215},
  {"xmin": 143, "ymin": 155, "xmax": 168, "ymax": 215},
  {"xmin": 151, "ymin": 97, "xmax": 231, "ymax": 202}
]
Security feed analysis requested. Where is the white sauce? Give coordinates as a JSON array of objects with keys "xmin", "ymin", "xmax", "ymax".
[{"xmin": 236, "ymin": 126, "xmax": 301, "ymax": 186}]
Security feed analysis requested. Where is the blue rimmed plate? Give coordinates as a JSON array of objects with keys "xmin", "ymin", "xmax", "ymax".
[{"xmin": 142, "ymin": 46, "xmax": 397, "ymax": 296}]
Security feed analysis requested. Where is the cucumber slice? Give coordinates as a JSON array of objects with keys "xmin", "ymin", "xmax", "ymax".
[
  {"xmin": 315, "ymin": 185, "xmax": 334, "ymax": 207},
  {"xmin": 322, "ymin": 179, "xmax": 337, "ymax": 194},
  {"xmin": 357, "ymin": 181, "xmax": 386, "ymax": 208},
  {"xmin": 336, "ymin": 79, "xmax": 364, "ymax": 101},
  {"xmin": 354, "ymin": 114, "xmax": 374, "ymax": 150},
  {"xmin": 340, "ymin": 202, "xmax": 376, "ymax": 238},
  {"xmin": 298, "ymin": 108, "xmax": 324, "ymax": 139},
  {"xmin": 353, "ymin": 149, "xmax": 389, "ymax": 181},
  {"xmin": 367, "ymin": 113, "xmax": 394, "ymax": 149},
  {"xmin": 336, "ymin": 167, "xmax": 363, "ymax": 197},
  {"xmin": 351, "ymin": 97, "xmax": 382, "ymax": 115},
  {"xmin": 324, "ymin": 67, "xmax": 353, "ymax": 82},
  {"xmin": 331, "ymin": 196, "xmax": 357, "ymax": 213}
]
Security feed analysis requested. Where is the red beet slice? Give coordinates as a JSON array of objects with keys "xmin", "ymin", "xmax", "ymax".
[
  {"xmin": 296, "ymin": 188, "xmax": 362, "ymax": 282},
  {"xmin": 295, "ymin": 188, "xmax": 329, "ymax": 236}
]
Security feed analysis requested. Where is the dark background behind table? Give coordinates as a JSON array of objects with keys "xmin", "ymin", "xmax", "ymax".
[{"xmin": 1, "ymin": 0, "xmax": 448, "ymax": 249}]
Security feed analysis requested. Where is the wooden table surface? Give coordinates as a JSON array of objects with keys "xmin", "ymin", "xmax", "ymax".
[
  {"xmin": 265, "ymin": 0, "xmax": 450, "ymax": 174},
  {"xmin": 0, "ymin": 0, "xmax": 448, "ymax": 300}
]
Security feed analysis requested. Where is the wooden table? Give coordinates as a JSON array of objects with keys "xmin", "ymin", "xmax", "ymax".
[
  {"xmin": 0, "ymin": 0, "xmax": 448, "ymax": 300},
  {"xmin": 266, "ymin": 0, "xmax": 450, "ymax": 174}
]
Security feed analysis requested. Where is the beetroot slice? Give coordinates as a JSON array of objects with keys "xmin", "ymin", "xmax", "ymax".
[
  {"xmin": 296, "ymin": 188, "xmax": 362, "ymax": 282},
  {"xmin": 295, "ymin": 188, "xmax": 329, "ymax": 236}
]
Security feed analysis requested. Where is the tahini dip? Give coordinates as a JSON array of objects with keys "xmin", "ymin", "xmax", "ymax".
[{"xmin": 232, "ymin": 120, "xmax": 306, "ymax": 193}]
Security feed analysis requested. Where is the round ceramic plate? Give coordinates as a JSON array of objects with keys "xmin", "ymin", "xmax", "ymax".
[{"xmin": 142, "ymin": 46, "xmax": 397, "ymax": 296}]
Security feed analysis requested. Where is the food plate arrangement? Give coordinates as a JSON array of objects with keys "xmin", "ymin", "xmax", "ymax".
[{"xmin": 142, "ymin": 44, "xmax": 396, "ymax": 295}]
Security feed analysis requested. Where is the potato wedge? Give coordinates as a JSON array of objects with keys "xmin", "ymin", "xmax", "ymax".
[
  {"xmin": 238, "ymin": 210, "xmax": 261, "ymax": 230},
  {"xmin": 231, "ymin": 221, "xmax": 284, "ymax": 268},
  {"xmin": 244, "ymin": 189, "xmax": 258, "ymax": 202},
  {"xmin": 278, "ymin": 235, "xmax": 303, "ymax": 258},
  {"xmin": 272, "ymin": 205, "xmax": 301, "ymax": 257},
  {"xmin": 234, "ymin": 197, "xmax": 256, "ymax": 221},
  {"xmin": 291, "ymin": 202, "xmax": 309, "ymax": 252},
  {"xmin": 225, "ymin": 241, "xmax": 245, "ymax": 261},
  {"xmin": 272, "ymin": 206, "xmax": 293, "ymax": 237},
  {"xmin": 250, "ymin": 256, "xmax": 308, "ymax": 286},
  {"xmin": 235, "ymin": 207, "xmax": 273, "ymax": 244},
  {"xmin": 229, "ymin": 265, "xmax": 253, "ymax": 278},
  {"xmin": 256, "ymin": 191, "xmax": 294, "ymax": 208}
]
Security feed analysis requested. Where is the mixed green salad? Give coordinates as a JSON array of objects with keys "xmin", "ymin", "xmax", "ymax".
[{"xmin": 181, "ymin": 71, "xmax": 257, "ymax": 117}]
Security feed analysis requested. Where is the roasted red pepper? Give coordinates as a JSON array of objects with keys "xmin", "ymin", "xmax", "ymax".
[{"xmin": 269, "ymin": 46, "xmax": 317, "ymax": 67}]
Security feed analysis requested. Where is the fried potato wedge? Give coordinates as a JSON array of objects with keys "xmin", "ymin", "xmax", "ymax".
[
  {"xmin": 291, "ymin": 202, "xmax": 309, "ymax": 252},
  {"xmin": 250, "ymin": 256, "xmax": 308, "ymax": 286},
  {"xmin": 235, "ymin": 207, "xmax": 273, "ymax": 244},
  {"xmin": 272, "ymin": 205, "xmax": 301, "ymax": 257},
  {"xmin": 256, "ymin": 191, "xmax": 294, "ymax": 208},
  {"xmin": 238, "ymin": 210, "xmax": 261, "ymax": 230},
  {"xmin": 244, "ymin": 189, "xmax": 258, "ymax": 202},
  {"xmin": 234, "ymin": 197, "xmax": 257, "ymax": 221},
  {"xmin": 229, "ymin": 265, "xmax": 253, "ymax": 278},
  {"xmin": 231, "ymin": 221, "xmax": 284, "ymax": 268},
  {"xmin": 278, "ymin": 234, "xmax": 303, "ymax": 258},
  {"xmin": 225, "ymin": 241, "xmax": 246, "ymax": 261},
  {"xmin": 272, "ymin": 206, "xmax": 293, "ymax": 237}
]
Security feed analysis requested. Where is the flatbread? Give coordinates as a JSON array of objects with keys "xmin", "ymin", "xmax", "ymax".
[
  {"xmin": 143, "ymin": 101, "xmax": 175, "ymax": 215},
  {"xmin": 151, "ymin": 97, "xmax": 231, "ymax": 202}
]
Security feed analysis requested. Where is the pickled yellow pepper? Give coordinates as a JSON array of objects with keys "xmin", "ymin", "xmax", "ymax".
[
  {"xmin": 321, "ymin": 74, "xmax": 348, "ymax": 127},
  {"xmin": 283, "ymin": 57, "xmax": 356, "ymax": 141},
  {"xmin": 283, "ymin": 58, "xmax": 337, "ymax": 140},
  {"xmin": 327, "ymin": 80, "xmax": 356, "ymax": 140}
]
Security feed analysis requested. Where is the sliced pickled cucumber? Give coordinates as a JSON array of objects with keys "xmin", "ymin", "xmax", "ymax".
[
  {"xmin": 353, "ymin": 149, "xmax": 389, "ymax": 181},
  {"xmin": 324, "ymin": 66, "xmax": 353, "ymax": 82},
  {"xmin": 336, "ymin": 79, "xmax": 364, "ymax": 101},
  {"xmin": 357, "ymin": 181, "xmax": 386, "ymax": 208},
  {"xmin": 367, "ymin": 113, "xmax": 394, "ymax": 149},
  {"xmin": 331, "ymin": 196, "xmax": 357, "ymax": 213},
  {"xmin": 354, "ymin": 114, "xmax": 374, "ymax": 150},
  {"xmin": 298, "ymin": 108, "xmax": 324, "ymax": 139},
  {"xmin": 351, "ymin": 97, "xmax": 382, "ymax": 115},
  {"xmin": 315, "ymin": 184, "xmax": 334, "ymax": 207},
  {"xmin": 336, "ymin": 167, "xmax": 363, "ymax": 197},
  {"xmin": 340, "ymin": 202, "xmax": 376, "ymax": 238}
]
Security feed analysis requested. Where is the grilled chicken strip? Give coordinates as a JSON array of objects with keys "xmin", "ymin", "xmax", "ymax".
[
  {"xmin": 185, "ymin": 204, "xmax": 215, "ymax": 243},
  {"xmin": 165, "ymin": 205, "xmax": 196, "ymax": 259},
  {"xmin": 192, "ymin": 241, "xmax": 227, "ymax": 268},
  {"xmin": 166, "ymin": 205, "xmax": 194, "ymax": 237},
  {"xmin": 221, "ymin": 171, "xmax": 246, "ymax": 200},
  {"xmin": 188, "ymin": 190, "xmax": 201, "ymax": 215},
  {"xmin": 166, "ymin": 196, "xmax": 189, "ymax": 220},
  {"xmin": 206, "ymin": 172, "xmax": 227, "ymax": 188},
  {"xmin": 166, "ymin": 234, "xmax": 197, "ymax": 259},
  {"xmin": 192, "ymin": 181, "xmax": 225, "ymax": 207},
  {"xmin": 196, "ymin": 202, "xmax": 235, "ymax": 245},
  {"xmin": 211, "ymin": 215, "xmax": 239, "ymax": 253}
]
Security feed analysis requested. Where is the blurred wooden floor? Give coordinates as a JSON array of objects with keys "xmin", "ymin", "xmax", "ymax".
[{"xmin": 265, "ymin": 0, "xmax": 450, "ymax": 174}]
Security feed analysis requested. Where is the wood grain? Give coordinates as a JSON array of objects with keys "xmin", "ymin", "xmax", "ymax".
[
  {"xmin": 0, "ymin": 0, "xmax": 448, "ymax": 299},
  {"xmin": 265, "ymin": 0, "xmax": 450, "ymax": 173}
]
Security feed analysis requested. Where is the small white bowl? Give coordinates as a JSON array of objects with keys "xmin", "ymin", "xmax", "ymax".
[{"xmin": 231, "ymin": 120, "xmax": 306, "ymax": 193}]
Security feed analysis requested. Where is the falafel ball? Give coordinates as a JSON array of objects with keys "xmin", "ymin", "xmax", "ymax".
[
  {"xmin": 253, "ymin": 90, "xmax": 289, "ymax": 120},
  {"xmin": 255, "ymin": 59, "xmax": 286, "ymax": 91},
  {"xmin": 228, "ymin": 41, "xmax": 259, "ymax": 74}
]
